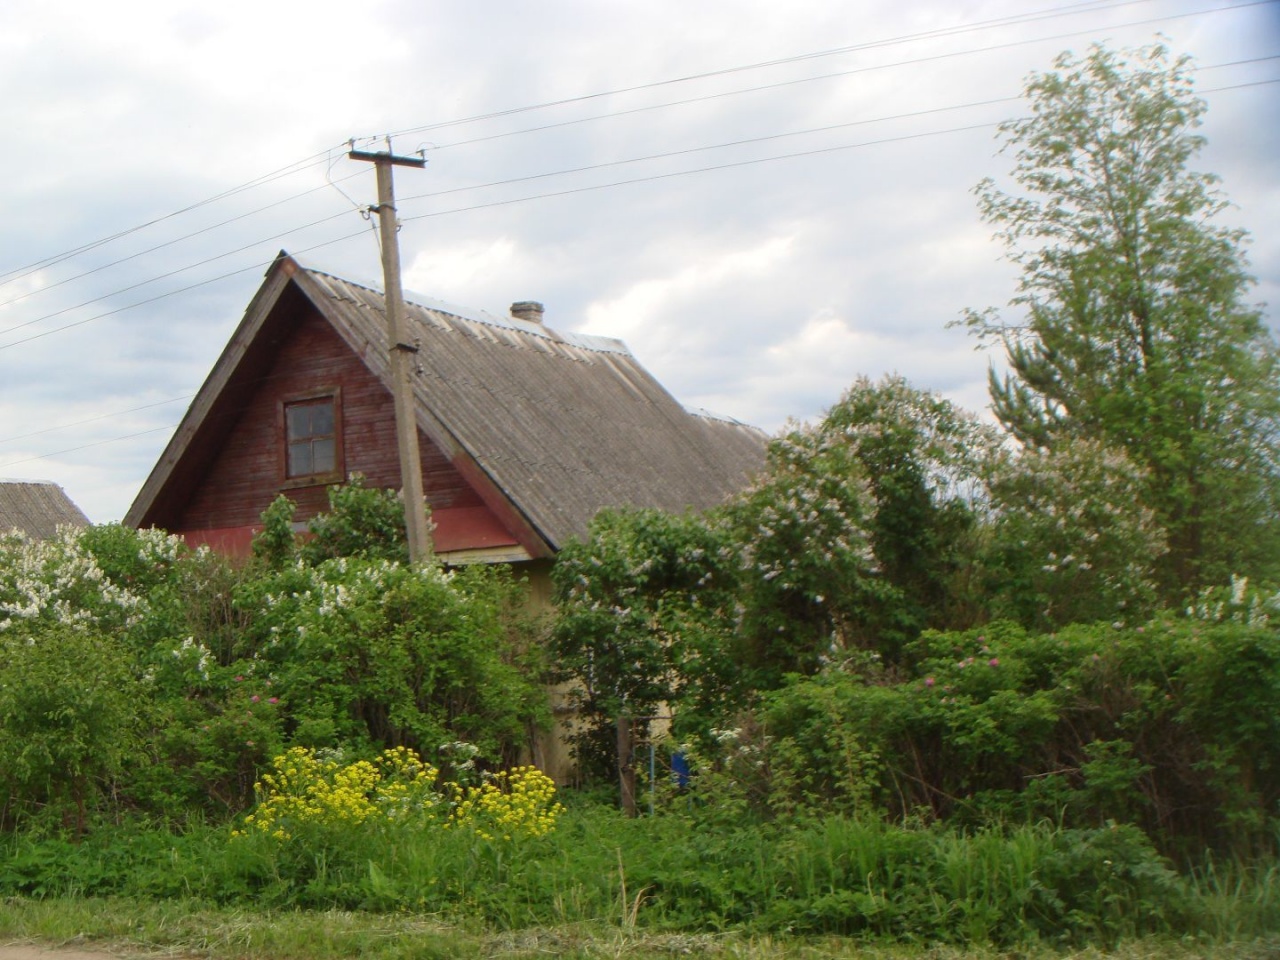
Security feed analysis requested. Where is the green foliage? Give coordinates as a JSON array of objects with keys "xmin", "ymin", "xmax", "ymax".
[
  {"xmin": 724, "ymin": 375, "xmax": 1000, "ymax": 676},
  {"xmin": 982, "ymin": 437, "xmax": 1167, "ymax": 629},
  {"xmin": 822, "ymin": 375, "xmax": 999, "ymax": 637},
  {"xmin": 552, "ymin": 507, "xmax": 739, "ymax": 774},
  {"xmin": 0, "ymin": 498, "xmax": 547, "ymax": 828},
  {"xmin": 0, "ymin": 809, "xmax": 1223, "ymax": 947},
  {"xmin": 0, "ymin": 525, "xmax": 151, "ymax": 633},
  {"xmin": 724, "ymin": 416, "xmax": 879, "ymax": 680},
  {"xmin": 252, "ymin": 477, "xmax": 413, "ymax": 569},
  {"xmin": 238, "ymin": 556, "xmax": 547, "ymax": 761},
  {"xmin": 252, "ymin": 494, "xmax": 298, "ymax": 568},
  {"xmin": 669, "ymin": 616, "xmax": 1280, "ymax": 856},
  {"xmin": 300, "ymin": 475, "xmax": 411, "ymax": 565},
  {"xmin": 962, "ymin": 42, "xmax": 1280, "ymax": 595},
  {"xmin": 0, "ymin": 622, "xmax": 143, "ymax": 833}
]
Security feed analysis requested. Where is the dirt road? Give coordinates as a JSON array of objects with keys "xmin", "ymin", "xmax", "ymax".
[{"xmin": 0, "ymin": 946, "xmax": 125, "ymax": 960}]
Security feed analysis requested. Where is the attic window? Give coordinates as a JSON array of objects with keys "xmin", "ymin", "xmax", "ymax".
[{"xmin": 283, "ymin": 393, "xmax": 341, "ymax": 482}]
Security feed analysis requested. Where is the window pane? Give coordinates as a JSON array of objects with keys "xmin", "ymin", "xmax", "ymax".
[
  {"xmin": 288, "ymin": 441, "xmax": 313, "ymax": 476},
  {"xmin": 312, "ymin": 438, "xmax": 335, "ymax": 474},
  {"xmin": 310, "ymin": 403, "xmax": 334, "ymax": 436},
  {"xmin": 286, "ymin": 404, "xmax": 312, "ymax": 440},
  {"xmin": 284, "ymin": 397, "xmax": 337, "ymax": 478}
]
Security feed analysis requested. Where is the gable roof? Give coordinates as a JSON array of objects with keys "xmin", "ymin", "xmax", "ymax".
[
  {"xmin": 126, "ymin": 253, "xmax": 766, "ymax": 552},
  {"xmin": 0, "ymin": 481, "xmax": 90, "ymax": 539}
]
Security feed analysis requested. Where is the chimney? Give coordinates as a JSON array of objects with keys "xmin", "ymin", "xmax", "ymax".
[{"xmin": 510, "ymin": 300, "xmax": 545, "ymax": 324}]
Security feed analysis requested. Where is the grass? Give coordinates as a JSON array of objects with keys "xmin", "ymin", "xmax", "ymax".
[
  {"xmin": 0, "ymin": 807, "xmax": 1275, "ymax": 958},
  {"xmin": 0, "ymin": 898, "xmax": 1276, "ymax": 960}
]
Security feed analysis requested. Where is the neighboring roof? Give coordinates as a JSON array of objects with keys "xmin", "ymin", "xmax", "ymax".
[
  {"xmin": 0, "ymin": 480, "xmax": 91, "ymax": 539},
  {"xmin": 127, "ymin": 252, "xmax": 767, "ymax": 551}
]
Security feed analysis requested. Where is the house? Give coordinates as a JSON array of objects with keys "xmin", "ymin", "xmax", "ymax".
[
  {"xmin": 125, "ymin": 252, "xmax": 767, "ymax": 571},
  {"xmin": 0, "ymin": 480, "xmax": 90, "ymax": 539}
]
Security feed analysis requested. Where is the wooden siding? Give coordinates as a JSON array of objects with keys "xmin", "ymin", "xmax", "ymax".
[
  {"xmin": 174, "ymin": 309, "xmax": 502, "ymax": 537},
  {"xmin": 127, "ymin": 253, "xmax": 766, "ymax": 561}
]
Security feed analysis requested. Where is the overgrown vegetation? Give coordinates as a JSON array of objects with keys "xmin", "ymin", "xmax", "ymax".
[{"xmin": 0, "ymin": 41, "xmax": 1277, "ymax": 956}]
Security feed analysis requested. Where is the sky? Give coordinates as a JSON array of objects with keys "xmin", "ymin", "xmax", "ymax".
[{"xmin": 0, "ymin": 0, "xmax": 1276, "ymax": 524}]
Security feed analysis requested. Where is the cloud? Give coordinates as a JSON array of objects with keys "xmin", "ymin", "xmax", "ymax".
[{"xmin": 0, "ymin": 0, "xmax": 1274, "ymax": 522}]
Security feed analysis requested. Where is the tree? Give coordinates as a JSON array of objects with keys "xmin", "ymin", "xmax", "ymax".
[
  {"xmin": 982, "ymin": 437, "xmax": 1167, "ymax": 629},
  {"xmin": 551, "ymin": 507, "xmax": 738, "ymax": 786},
  {"xmin": 0, "ymin": 622, "xmax": 143, "ymax": 835},
  {"xmin": 962, "ymin": 42, "xmax": 1280, "ymax": 595},
  {"xmin": 724, "ymin": 376, "xmax": 1001, "ymax": 674}
]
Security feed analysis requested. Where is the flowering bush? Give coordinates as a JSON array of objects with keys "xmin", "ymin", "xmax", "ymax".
[
  {"xmin": 240, "ymin": 746, "xmax": 562, "ymax": 844},
  {"xmin": 983, "ymin": 437, "xmax": 1167, "ymax": 629},
  {"xmin": 238, "ymin": 554, "xmax": 547, "ymax": 758},
  {"xmin": 241, "ymin": 746, "xmax": 442, "ymax": 839},
  {"xmin": 446, "ymin": 765, "xmax": 565, "ymax": 841},
  {"xmin": 0, "ymin": 525, "xmax": 150, "ymax": 633}
]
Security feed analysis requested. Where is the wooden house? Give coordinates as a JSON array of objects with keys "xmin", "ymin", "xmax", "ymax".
[
  {"xmin": 0, "ymin": 480, "xmax": 90, "ymax": 539},
  {"xmin": 125, "ymin": 252, "xmax": 766, "ymax": 570}
]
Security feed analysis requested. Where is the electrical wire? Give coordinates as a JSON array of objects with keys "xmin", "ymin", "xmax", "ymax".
[
  {"xmin": 396, "ymin": 77, "xmax": 1280, "ymax": 223},
  {"xmin": 0, "ymin": 396, "xmax": 194, "ymax": 446},
  {"xmin": 383, "ymin": 0, "xmax": 1158, "ymax": 139},
  {"xmin": 0, "ymin": 171, "xmax": 365, "ymax": 315},
  {"xmin": 0, "ymin": 225, "xmax": 379, "ymax": 352},
  {"xmin": 2, "ymin": 0, "xmax": 1251, "ymax": 300},
  {"xmin": 1, "ymin": 0, "xmax": 1268, "ymax": 338},
  {"xmin": 0, "ymin": 0, "xmax": 1273, "ymax": 461},
  {"xmin": 0, "ymin": 149, "xmax": 347, "ymax": 290},
  {"xmin": 2, "ymin": 69, "xmax": 1274, "ymax": 351},
  {"xmin": 0, "ymin": 425, "xmax": 179, "ymax": 471},
  {"xmin": 0, "ymin": 208, "xmax": 357, "ymax": 338},
  {"xmin": 424, "ymin": 7, "xmax": 1278, "ymax": 154}
]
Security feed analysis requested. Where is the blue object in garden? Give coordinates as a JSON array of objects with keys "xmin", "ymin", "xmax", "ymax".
[{"xmin": 671, "ymin": 750, "xmax": 690, "ymax": 788}]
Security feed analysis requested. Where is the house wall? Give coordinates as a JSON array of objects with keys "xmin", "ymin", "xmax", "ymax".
[{"xmin": 173, "ymin": 310, "xmax": 519, "ymax": 555}]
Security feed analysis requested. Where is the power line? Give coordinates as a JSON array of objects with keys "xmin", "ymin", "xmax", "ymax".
[
  {"xmin": 399, "ymin": 77, "xmax": 1280, "ymax": 222},
  {"xmin": 2, "ymin": 70, "xmax": 1273, "ymax": 353},
  {"xmin": 2, "ymin": 0, "xmax": 1250, "ymax": 299},
  {"xmin": 0, "ymin": 207, "xmax": 356, "ymax": 338},
  {"xmin": 2, "ymin": 0, "xmax": 1266, "ymax": 330},
  {"xmin": 0, "ymin": 425, "xmax": 179, "ymax": 471},
  {"xmin": 8, "ymin": 71, "xmax": 1276, "ymax": 463},
  {"xmin": 405, "ymin": 96, "xmax": 1024, "ymax": 205},
  {"xmin": 384, "ymin": 0, "xmax": 1155, "ymax": 140},
  {"xmin": 0, "ymin": 395, "xmax": 194, "ymax": 446},
  {"xmin": 0, "ymin": 149, "xmax": 346, "ymax": 290},
  {"xmin": 0, "ymin": 170, "xmax": 364, "ymax": 314},
  {"xmin": 425, "ymin": 6, "xmax": 1278, "ymax": 154},
  {"xmin": 0, "ymin": 227, "xmax": 377, "ymax": 352}
]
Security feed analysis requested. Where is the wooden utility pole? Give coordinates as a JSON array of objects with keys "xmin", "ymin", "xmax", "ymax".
[{"xmin": 349, "ymin": 143, "xmax": 432, "ymax": 563}]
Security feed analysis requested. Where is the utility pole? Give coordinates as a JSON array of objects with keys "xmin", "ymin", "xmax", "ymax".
[{"xmin": 349, "ymin": 141, "xmax": 432, "ymax": 563}]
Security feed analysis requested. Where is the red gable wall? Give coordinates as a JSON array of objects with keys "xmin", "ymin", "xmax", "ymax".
[{"xmin": 173, "ymin": 309, "xmax": 519, "ymax": 557}]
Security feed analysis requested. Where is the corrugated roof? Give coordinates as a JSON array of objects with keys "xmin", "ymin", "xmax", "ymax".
[
  {"xmin": 294, "ymin": 259, "xmax": 767, "ymax": 549},
  {"xmin": 126, "ymin": 253, "xmax": 767, "ymax": 552},
  {"xmin": 0, "ymin": 481, "xmax": 90, "ymax": 539}
]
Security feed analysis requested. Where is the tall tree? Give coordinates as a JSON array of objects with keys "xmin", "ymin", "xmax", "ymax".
[{"xmin": 962, "ymin": 42, "xmax": 1280, "ymax": 594}]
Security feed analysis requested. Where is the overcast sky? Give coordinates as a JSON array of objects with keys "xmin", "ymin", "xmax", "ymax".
[{"xmin": 0, "ymin": 0, "xmax": 1276, "ymax": 523}]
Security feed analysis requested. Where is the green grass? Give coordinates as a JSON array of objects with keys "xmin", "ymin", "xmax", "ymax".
[
  {"xmin": 0, "ymin": 808, "xmax": 1275, "ymax": 956},
  {"xmin": 0, "ymin": 898, "xmax": 1275, "ymax": 960}
]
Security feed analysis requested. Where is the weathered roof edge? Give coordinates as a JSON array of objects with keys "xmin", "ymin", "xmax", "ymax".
[
  {"xmin": 287, "ymin": 263, "xmax": 557, "ymax": 558},
  {"xmin": 126, "ymin": 253, "xmax": 559, "ymax": 554},
  {"xmin": 1, "ymin": 480, "xmax": 91, "ymax": 539},
  {"xmin": 125, "ymin": 253, "xmax": 305, "ymax": 528},
  {"xmin": 296, "ymin": 255, "xmax": 633, "ymax": 358}
]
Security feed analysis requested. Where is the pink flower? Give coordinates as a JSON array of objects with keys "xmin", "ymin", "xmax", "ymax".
[
  {"xmin": 988, "ymin": 658, "xmax": 1000, "ymax": 667},
  {"xmin": 268, "ymin": 697, "xmax": 279, "ymax": 704},
  {"xmin": 924, "ymin": 676, "xmax": 935, "ymax": 687},
  {"xmin": 251, "ymin": 695, "xmax": 260, "ymax": 703},
  {"xmin": 234, "ymin": 675, "xmax": 244, "ymax": 682}
]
